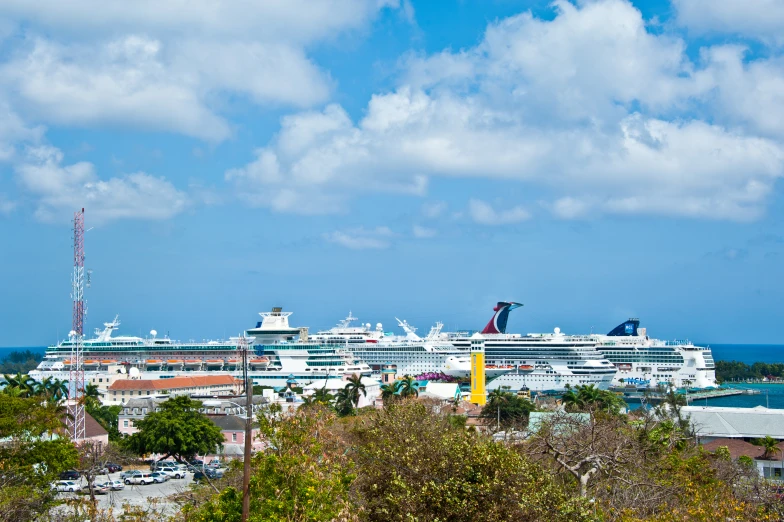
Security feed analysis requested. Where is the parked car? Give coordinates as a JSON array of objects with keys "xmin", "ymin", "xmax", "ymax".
[
  {"xmin": 53, "ymin": 480, "xmax": 80, "ymax": 492},
  {"xmin": 150, "ymin": 472, "xmax": 169, "ymax": 483},
  {"xmin": 107, "ymin": 480, "xmax": 125, "ymax": 491},
  {"xmin": 59, "ymin": 470, "xmax": 80, "ymax": 480},
  {"xmin": 120, "ymin": 470, "xmax": 141, "ymax": 480},
  {"xmin": 157, "ymin": 466, "xmax": 185, "ymax": 479},
  {"xmin": 124, "ymin": 472, "xmax": 154, "ymax": 485},
  {"xmin": 106, "ymin": 463, "xmax": 123, "ymax": 473},
  {"xmin": 82, "ymin": 482, "xmax": 109, "ymax": 495}
]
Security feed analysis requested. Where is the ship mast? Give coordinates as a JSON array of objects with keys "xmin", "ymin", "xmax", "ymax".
[{"xmin": 68, "ymin": 208, "xmax": 86, "ymax": 442}]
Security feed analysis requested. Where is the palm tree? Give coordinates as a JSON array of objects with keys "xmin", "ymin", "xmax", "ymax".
[
  {"xmin": 334, "ymin": 388, "xmax": 354, "ymax": 416},
  {"xmin": 302, "ymin": 387, "xmax": 334, "ymax": 408},
  {"xmin": 380, "ymin": 381, "xmax": 400, "ymax": 403},
  {"xmin": 78, "ymin": 383, "xmax": 101, "ymax": 409},
  {"xmin": 344, "ymin": 374, "xmax": 367, "ymax": 407},
  {"xmin": 560, "ymin": 385, "xmax": 584, "ymax": 411},
  {"xmin": 2, "ymin": 373, "xmax": 36, "ymax": 397},
  {"xmin": 397, "ymin": 375, "xmax": 419, "ymax": 398},
  {"xmin": 761, "ymin": 435, "xmax": 781, "ymax": 460},
  {"xmin": 50, "ymin": 378, "xmax": 69, "ymax": 401}
]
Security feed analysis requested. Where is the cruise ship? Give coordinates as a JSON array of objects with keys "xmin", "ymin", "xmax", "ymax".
[
  {"xmin": 29, "ymin": 309, "xmax": 371, "ymax": 387},
  {"xmin": 591, "ymin": 319, "xmax": 716, "ymax": 389},
  {"xmin": 446, "ymin": 303, "xmax": 617, "ymax": 392},
  {"xmin": 310, "ymin": 313, "xmax": 512, "ymax": 379}
]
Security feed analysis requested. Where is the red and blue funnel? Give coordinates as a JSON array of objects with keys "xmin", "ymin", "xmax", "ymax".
[{"xmin": 481, "ymin": 302, "xmax": 523, "ymax": 334}]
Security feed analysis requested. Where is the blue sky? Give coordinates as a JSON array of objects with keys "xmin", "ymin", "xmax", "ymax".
[{"xmin": 2, "ymin": 0, "xmax": 784, "ymax": 346}]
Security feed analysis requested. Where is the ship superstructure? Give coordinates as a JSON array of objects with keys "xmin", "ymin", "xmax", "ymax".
[
  {"xmin": 30, "ymin": 309, "xmax": 371, "ymax": 387},
  {"xmin": 314, "ymin": 314, "xmax": 511, "ymax": 378},
  {"xmin": 591, "ymin": 319, "xmax": 716, "ymax": 389},
  {"xmin": 446, "ymin": 302, "xmax": 617, "ymax": 392}
]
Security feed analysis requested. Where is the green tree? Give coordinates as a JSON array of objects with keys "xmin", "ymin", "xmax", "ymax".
[
  {"xmin": 561, "ymin": 384, "xmax": 626, "ymax": 415},
  {"xmin": 481, "ymin": 389, "xmax": 535, "ymax": 430},
  {"xmin": 184, "ymin": 406, "xmax": 355, "ymax": 522},
  {"xmin": 1, "ymin": 372, "xmax": 36, "ymax": 397},
  {"xmin": 350, "ymin": 401, "xmax": 590, "ymax": 521},
  {"xmin": 333, "ymin": 388, "xmax": 355, "ymax": 417},
  {"xmin": 396, "ymin": 375, "xmax": 418, "ymax": 398},
  {"xmin": 0, "ymin": 394, "xmax": 78, "ymax": 521},
  {"xmin": 758, "ymin": 435, "xmax": 781, "ymax": 460},
  {"xmin": 379, "ymin": 381, "xmax": 400, "ymax": 404},
  {"xmin": 301, "ymin": 387, "xmax": 334, "ymax": 408},
  {"xmin": 127, "ymin": 395, "xmax": 224, "ymax": 462},
  {"xmin": 344, "ymin": 373, "xmax": 367, "ymax": 406},
  {"xmin": 0, "ymin": 350, "xmax": 43, "ymax": 375}
]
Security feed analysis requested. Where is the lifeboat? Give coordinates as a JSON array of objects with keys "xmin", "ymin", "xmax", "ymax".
[
  {"xmin": 517, "ymin": 365, "xmax": 534, "ymax": 371},
  {"xmin": 185, "ymin": 360, "xmax": 202, "ymax": 365},
  {"xmin": 146, "ymin": 359, "xmax": 163, "ymax": 366},
  {"xmin": 205, "ymin": 359, "xmax": 225, "ymax": 366},
  {"xmin": 227, "ymin": 358, "xmax": 241, "ymax": 365},
  {"xmin": 84, "ymin": 360, "xmax": 99, "ymax": 366},
  {"xmin": 167, "ymin": 359, "xmax": 184, "ymax": 365},
  {"xmin": 100, "ymin": 359, "xmax": 117, "ymax": 365},
  {"xmin": 63, "ymin": 359, "xmax": 72, "ymax": 365},
  {"xmin": 250, "ymin": 357, "xmax": 270, "ymax": 366}
]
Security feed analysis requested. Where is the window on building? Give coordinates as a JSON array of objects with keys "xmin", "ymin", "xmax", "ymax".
[
  {"xmin": 232, "ymin": 433, "xmax": 237, "ymax": 442},
  {"xmin": 123, "ymin": 420, "xmax": 128, "ymax": 428}
]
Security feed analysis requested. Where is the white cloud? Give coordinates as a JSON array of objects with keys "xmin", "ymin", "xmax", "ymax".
[
  {"xmin": 0, "ymin": 103, "xmax": 43, "ymax": 162},
  {"xmin": 412, "ymin": 225, "xmax": 436, "ymax": 238},
  {"xmin": 674, "ymin": 0, "xmax": 784, "ymax": 45},
  {"xmin": 0, "ymin": 0, "xmax": 387, "ymax": 44},
  {"xmin": 16, "ymin": 146, "xmax": 188, "ymax": 223},
  {"xmin": 227, "ymin": 0, "xmax": 784, "ymax": 221},
  {"xmin": 323, "ymin": 226, "xmax": 395, "ymax": 249},
  {"xmin": 421, "ymin": 201, "xmax": 447, "ymax": 218},
  {"xmin": 1, "ymin": 36, "xmax": 332, "ymax": 142},
  {"xmin": 469, "ymin": 199, "xmax": 530, "ymax": 225},
  {"xmin": 0, "ymin": 1, "xmax": 399, "ymax": 141}
]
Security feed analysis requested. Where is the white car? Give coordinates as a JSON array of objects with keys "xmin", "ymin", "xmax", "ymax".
[
  {"xmin": 157, "ymin": 466, "xmax": 185, "ymax": 479},
  {"xmin": 107, "ymin": 480, "xmax": 125, "ymax": 491},
  {"xmin": 53, "ymin": 480, "xmax": 80, "ymax": 492},
  {"xmin": 124, "ymin": 472, "xmax": 154, "ymax": 485}
]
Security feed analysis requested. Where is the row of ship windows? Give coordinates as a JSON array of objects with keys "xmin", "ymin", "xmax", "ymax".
[{"xmin": 606, "ymin": 357, "xmax": 684, "ymax": 363}]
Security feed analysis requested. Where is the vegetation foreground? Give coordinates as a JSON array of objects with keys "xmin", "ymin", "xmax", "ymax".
[{"xmin": 3, "ymin": 367, "xmax": 784, "ymax": 521}]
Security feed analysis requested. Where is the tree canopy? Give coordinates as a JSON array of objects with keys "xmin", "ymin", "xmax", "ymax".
[
  {"xmin": 481, "ymin": 388, "xmax": 536, "ymax": 430},
  {"xmin": 0, "ymin": 393, "xmax": 78, "ymax": 521},
  {"xmin": 127, "ymin": 395, "xmax": 224, "ymax": 462}
]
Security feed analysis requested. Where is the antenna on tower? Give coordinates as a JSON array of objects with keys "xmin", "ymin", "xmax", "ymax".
[{"xmin": 67, "ymin": 208, "xmax": 87, "ymax": 442}]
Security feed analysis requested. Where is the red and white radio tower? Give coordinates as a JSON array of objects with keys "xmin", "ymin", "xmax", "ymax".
[{"xmin": 68, "ymin": 208, "xmax": 86, "ymax": 441}]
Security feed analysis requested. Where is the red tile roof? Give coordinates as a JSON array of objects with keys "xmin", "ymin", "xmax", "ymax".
[
  {"xmin": 702, "ymin": 438, "xmax": 784, "ymax": 460},
  {"xmin": 85, "ymin": 412, "xmax": 108, "ymax": 439},
  {"xmin": 108, "ymin": 375, "xmax": 240, "ymax": 391}
]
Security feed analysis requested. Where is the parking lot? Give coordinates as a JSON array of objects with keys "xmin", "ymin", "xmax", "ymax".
[{"xmin": 54, "ymin": 470, "xmax": 195, "ymax": 517}]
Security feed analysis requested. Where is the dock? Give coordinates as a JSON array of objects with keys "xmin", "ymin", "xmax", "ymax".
[{"xmin": 620, "ymin": 387, "xmax": 759, "ymax": 404}]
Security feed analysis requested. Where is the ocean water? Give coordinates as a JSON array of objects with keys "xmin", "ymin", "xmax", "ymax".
[
  {"xmin": 0, "ymin": 346, "xmax": 46, "ymax": 360},
  {"xmin": 707, "ymin": 344, "xmax": 784, "ymax": 365}
]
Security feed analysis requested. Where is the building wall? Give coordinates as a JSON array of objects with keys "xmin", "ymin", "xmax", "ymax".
[{"xmin": 106, "ymin": 383, "xmax": 238, "ymax": 405}]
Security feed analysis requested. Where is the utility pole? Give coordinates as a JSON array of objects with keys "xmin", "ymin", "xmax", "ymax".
[{"xmin": 239, "ymin": 334, "xmax": 253, "ymax": 522}]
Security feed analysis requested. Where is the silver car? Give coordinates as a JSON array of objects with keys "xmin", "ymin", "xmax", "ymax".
[{"xmin": 150, "ymin": 472, "xmax": 168, "ymax": 483}]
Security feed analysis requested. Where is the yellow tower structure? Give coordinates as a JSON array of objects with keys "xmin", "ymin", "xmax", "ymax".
[{"xmin": 470, "ymin": 333, "xmax": 486, "ymax": 406}]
